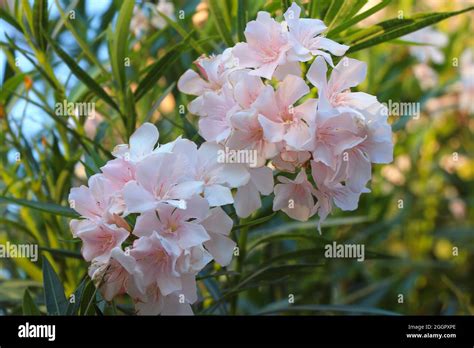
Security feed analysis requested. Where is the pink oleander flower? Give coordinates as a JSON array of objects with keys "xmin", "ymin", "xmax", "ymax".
[
  {"xmin": 178, "ymin": 49, "xmax": 236, "ymax": 115},
  {"xmin": 273, "ymin": 169, "xmax": 315, "ymax": 221},
  {"xmin": 69, "ymin": 123, "xmax": 239, "ymax": 315},
  {"xmin": 89, "ymin": 247, "xmax": 144, "ymax": 301},
  {"xmin": 227, "ymin": 109, "xmax": 278, "ymax": 166},
  {"xmin": 131, "ymin": 231, "xmax": 182, "ymax": 296},
  {"xmin": 232, "ymin": 11, "xmax": 290, "ymax": 79},
  {"xmin": 69, "ymin": 2, "xmax": 397, "ymax": 317},
  {"xmin": 284, "ymin": 3, "xmax": 349, "ymax": 66},
  {"xmin": 307, "ymin": 56, "xmax": 377, "ymax": 115},
  {"xmin": 176, "ymin": 2, "xmax": 394, "ymax": 230},
  {"xmin": 197, "ymin": 85, "xmax": 240, "ymax": 142},
  {"xmin": 122, "ymin": 151, "xmax": 203, "ymax": 212},
  {"xmin": 311, "ymin": 160, "xmax": 363, "ymax": 231},
  {"xmin": 254, "ymin": 74, "xmax": 316, "ymax": 150},
  {"xmin": 234, "ymin": 166, "xmax": 274, "ymax": 218}
]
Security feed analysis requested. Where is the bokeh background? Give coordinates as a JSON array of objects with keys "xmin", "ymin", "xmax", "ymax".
[{"xmin": 0, "ymin": 0, "xmax": 473, "ymax": 315}]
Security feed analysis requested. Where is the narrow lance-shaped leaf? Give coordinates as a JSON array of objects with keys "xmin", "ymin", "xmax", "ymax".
[
  {"xmin": 112, "ymin": 0, "xmax": 134, "ymax": 92},
  {"xmin": 323, "ymin": 0, "xmax": 345, "ymax": 23},
  {"xmin": 327, "ymin": 0, "xmax": 391, "ymax": 38},
  {"xmin": 45, "ymin": 34, "xmax": 121, "ymax": 112},
  {"xmin": 0, "ymin": 8, "xmax": 24, "ymax": 32},
  {"xmin": 134, "ymin": 33, "xmax": 193, "ymax": 101},
  {"xmin": 346, "ymin": 7, "xmax": 474, "ymax": 53},
  {"xmin": 23, "ymin": 289, "xmax": 41, "ymax": 315},
  {"xmin": 327, "ymin": 0, "xmax": 368, "ymax": 30},
  {"xmin": 66, "ymin": 277, "xmax": 87, "ymax": 315},
  {"xmin": 237, "ymin": 0, "xmax": 247, "ymax": 42},
  {"xmin": 0, "ymin": 196, "xmax": 79, "ymax": 218},
  {"xmin": 42, "ymin": 257, "xmax": 68, "ymax": 315},
  {"xmin": 209, "ymin": 0, "xmax": 234, "ymax": 47},
  {"xmin": 33, "ymin": 0, "xmax": 48, "ymax": 50},
  {"xmin": 156, "ymin": 10, "xmax": 205, "ymax": 55}
]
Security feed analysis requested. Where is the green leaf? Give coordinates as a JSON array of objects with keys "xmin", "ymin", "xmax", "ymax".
[
  {"xmin": 248, "ymin": 216, "xmax": 370, "ymax": 250},
  {"xmin": 281, "ymin": 0, "xmax": 290, "ymax": 13},
  {"xmin": 0, "ymin": 280, "xmax": 42, "ymax": 303},
  {"xmin": 310, "ymin": 0, "xmax": 331, "ymax": 20},
  {"xmin": 45, "ymin": 35, "xmax": 120, "ymax": 112},
  {"xmin": 257, "ymin": 304, "xmax": 401, "ymax": 315},
  {"xmin": 346, "ymin": 7, "xmax": 474, "ymax": 53},
  {"xmin": 156, "ymin": 11, "xmax": 204, "ymax": 55},
  {"xmin": 232, "ymin": 212, "xmax": 276, "ymax": 231},
  {"xmin": 66, "ymin": 277, "xmax": 87, "ymax": 315},
  {"xmin": 327, "ymin": 0, "xmax": 390, "ymax": 38},
  {"xmin": 23, "ymin": 289, "xmax": 41, "ymax": 315},
  {"xmin": 39, "ymin": 246, "xmax": 82, "ymax": 259},
  {"xmin": 327, "ymin": 0, "xmax": 367, "ymax": 30},
  {"xmin": 111, "ymin": 0, "xmax": 134, "ymax": 92},
  {"xmin": 323, "ymin": 0, "xmax": 344, "ymax": 23},
  {"xmin": 80, "ymin": 280, "xmax": 98, "ymax": 316},
  {"xmin": 237, "ymin": 0, "xmax": 247, "ymax": 42},
  {"xmin": 33, "ymin": 0, "xmax": 48, "ymax": 50},
  {"xmin": 209, "ymin": 0, "xmax": 234, "ymax": 47},
  {"xmin": 237, "ymin": 263, "xmax": 324, "ymax": 289},
  {"xmin": 53, "ymin": 0, "xmax": 107, "ymax": 74},
  {"xmin": 144, "ymin": 82, "xmax": 176, "ymax": 123},
  {"xmin": 0, "ymin": 8, "xmax": 23, "ymax": 32},
  {"xmin": 0, "ymin": 73, "xmax": 25, "ymax": 104},
  {"xmin": 0, "ymin": 196, "xmax": 79, "ymax": 218},
  {"xmin": 134, "ymin": 34, "xmax": 192, "ymax": 102},
  {"xmin": 42, "ymin": 257, "xmax": 68, "ymax": 315}
]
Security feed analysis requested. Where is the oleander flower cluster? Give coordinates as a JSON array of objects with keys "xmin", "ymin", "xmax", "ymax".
[
  {"xmin": 178, "ymin": 2, "xmax": 394, "ymax": 229},
  {"xmin": 69, "ymin": 2, "xmax": 395, "ymax": 315},
  {"xmin": 68, "ymin": 123, "xmax": 254, "ymax": 315}
]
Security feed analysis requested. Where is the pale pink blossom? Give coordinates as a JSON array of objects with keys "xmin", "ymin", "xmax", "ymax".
[
  {"xmin": 112, "ymin": 122, "xmax": 161, "ymax": 163},
  {"xmin": 284, "ymin": 3, "xmax": 349, "ymax": 66},
  {"xmin": 227, "ymin": 109, "xmax": 278, "ymax": 166},
  {"xmin": 307, "ymin": 56, "xmax": 377, "ymax": 115},
  {"xmin": 134, "ymin": 286, "xmax": 193, "ymax": 315},
  {"xmin": 232, "ymin": 11, "xmax": 290, "ymax": 79},
  {"xmin": 89, "ymin": 247, "xmax": 144, "ymax": 301},
  {"xmin": 234, "ymin": 166, "xmax": 274, "ymax": 218},
  {"xmin": 273, "ymin": 169, "xmax": 315, "ymax": 221},
  {"xmin": 201, "ymin": 207, "xmax": 236, "ymax": 266},
  {"xmin": 74, "ymin": 222, "xmax": 129, "ymax": 263},
  {"xmin": 133, "ymin": 196, "xmax": 211, "ymax": 249},
  {"xmin": 131, "ymin": 232, "xmax": 181, "ymax": 296},
  {"xmin": 172, "ymin": 140, "xmax": 250, "ymax": 206},
  {"xmin": 254, "ymin": 74, "xmax": 316, "ymax": 150},
  {"xmin": 311, "ymin": 160, "xmax": 364, "ymax": 230},
  {"xmin": 272, "ymin": 149, "xmax": 311, "ymax": 173},
  {"xmin": 122, "ymin": 151, "xmax": 203, "ymax": 213},
  {"xmin": 305, "ymin": 109, "xmax": 366, "ymax": 169},
  {"xmin": 357, "ymin": 104, "xmax": 393, "ymax": 164},
  {"xmin": 178, "ymin": 49, "xmax": 236, "ymax": 115},
  {"xmin": 198, "ymin": 85, "xmax": 240, "ymax": 143}
]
